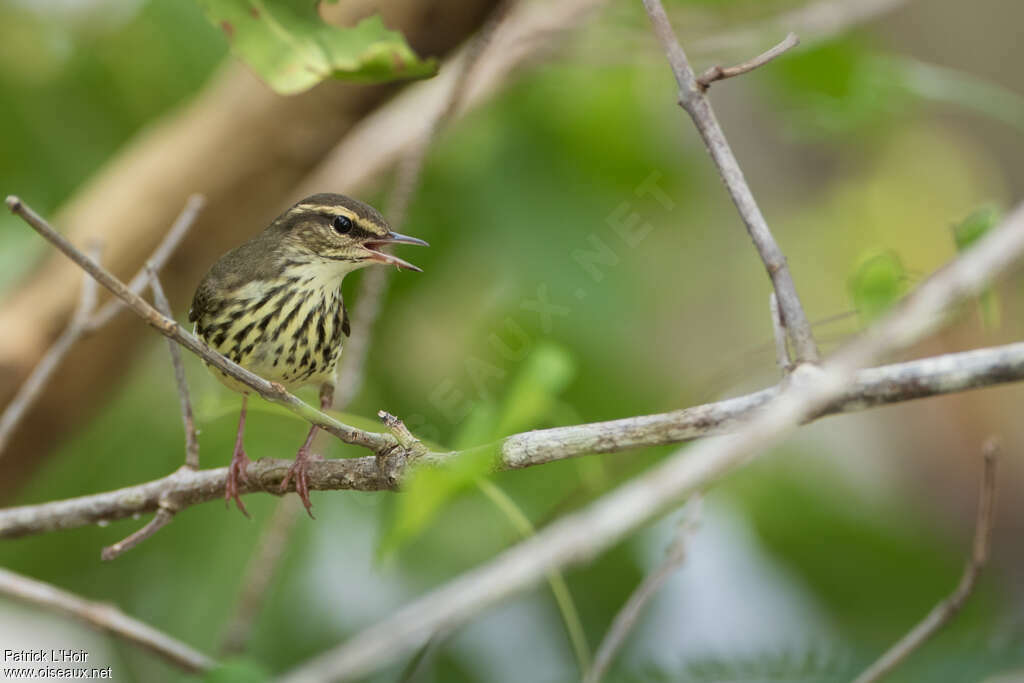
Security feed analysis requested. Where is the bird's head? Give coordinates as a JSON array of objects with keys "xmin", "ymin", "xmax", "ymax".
[{"xmin": 272, "ymin": 193, "xmax": 428, "ymax": 272}]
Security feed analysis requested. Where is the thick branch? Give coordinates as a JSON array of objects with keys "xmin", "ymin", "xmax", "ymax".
[
  {"xmin": 642, "ymin": 0, "xmax": 818, "ymax": 363},
  {"xmin": 0, "ymin": 567, "xmax": 215, "ymax": 673},
  {"xmin": 5, "ymin": 196, "xmax": 396, "ymax": 455},
  {"xmin": 277, "ymin": 199, "xmax": 1024, "ymax": 682},
  {"xmin": 2, "ymin": 339, "xmax": 1024, "ymax": 539}
]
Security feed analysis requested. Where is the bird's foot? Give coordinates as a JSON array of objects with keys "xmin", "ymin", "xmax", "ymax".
[
  {"xmin": 226, "ymin": 447, "xmax": 253, "ymax": 518},
  {"xmin": 281, "ymin": 448, "xmax": 321, "ymax": 519}
]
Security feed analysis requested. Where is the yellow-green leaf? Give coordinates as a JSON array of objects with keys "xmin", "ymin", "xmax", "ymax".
[{"xmin": 196, "ymin": 1, "xmax": 436, "ymax": 94}]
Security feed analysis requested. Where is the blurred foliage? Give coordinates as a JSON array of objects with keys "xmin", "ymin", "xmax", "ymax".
[
  {"xmin": 2, "ymin": 1, "xmax": 1024, "ymax": 682},
  {"xmin": 953, "ymin": 205, "xmax": 1003, "ymax": 329},
  {"xmin": 194, "ymin": 1, "xmax": 435, "ymax": 94},
  {"xmin": 847, "ymin": 250, "xmax": 907, "ymax": 324}
]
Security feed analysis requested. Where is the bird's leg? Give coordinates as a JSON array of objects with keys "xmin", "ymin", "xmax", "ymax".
[
  {"xmin": 226, "ymin": 394, "xmax": 253, "ymax": 517},
  {"xmin": 281, "ymin": 383, "xmax": 333, "ymax": 518}
]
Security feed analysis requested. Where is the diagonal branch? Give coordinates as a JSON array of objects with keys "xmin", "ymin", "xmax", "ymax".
[
  {"xmin": 642, "ymin": 0, "xmax": 819, "ymax": 363},
  {"xmin": 0, "ymin": 196, "xmax": 203, "ymax": 458},
  {"xmin": 0, "ymin": 567, "xmax": 215, "ymax": 673},
  {"xmin": 852, "ymin": 439, "xmax": 1000, "ymax": 683},
  {"xmin": 276, "ymin": 197, "xmax": 1024, "ymax": 682},
  {"xmin": 5, "ymin": 196, "xmax": 397, "ymax": 456},
  {"xmin": 586, "ymin": 497, "xmax": 702, "ymax": 683}
]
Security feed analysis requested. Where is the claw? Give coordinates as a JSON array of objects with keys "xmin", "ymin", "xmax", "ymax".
[
  {"xmin": 226, "ymin": 448, "xmax": 252, "ymax": 518},
  {"xmin": 281, "ymin": 449, "xmax": 316, "ymax": 519}
]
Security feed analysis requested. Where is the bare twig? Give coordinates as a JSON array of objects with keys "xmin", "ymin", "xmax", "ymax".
[
  {"xmin": 642, "ymin": 0, "xmax": 818, "ymax": 363},
  {"xmin": 278, "ymin": 198, "xmax": 1024, "ymax": 682},
  {"xmin": 101, "ymin": 506, "xmax": 176, "ymax": 562},
  {"xmin": 88, "ymin": 194, "xmax": 205, "ymax": 330},
  {"xmin": 5, "ymin": 196, "xmax": 397, "ymax": 455},
  {"xmin": 219, "ymin": 496, "xmax": 303, "ymax": 654},
  {"xmin": 697, "ymin": 32, "xmax": 799, "ymax": 90},
  {"xmin": 0, "ymin": 197, "xmax": 203, "ymax": 459},
  {"xmin": 147, "ymin": 267, "xmax": 199, "ymax": 469},
  {"xmin": 852, "ymin": 440, "xmax": 1000, "ymax": 683},
  {"xmin": 586, "ymin": 497, "xmax": 702, "ymax": 683},
  {"xmin": 0, "ymin": 246, "xmax": 99, "ymax": 456},
  {"xmin": 769, "ymin": 293, "xmax": 791, "ymax": 373},
  {"xmin": 0, "ymin": 567, "xmax": 215, "ymax": 673},
  {"xmin": 2, "ymin": 334, "xmax": 1024, "ymax": 538}
]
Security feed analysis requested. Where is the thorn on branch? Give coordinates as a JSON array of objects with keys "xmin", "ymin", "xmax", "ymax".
[{"xmin": 696, "ymin": 32, "xmax": 799, "ymax": 92}]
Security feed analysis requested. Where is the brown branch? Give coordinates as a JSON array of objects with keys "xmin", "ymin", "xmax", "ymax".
[
  {"xmin": 5, "ymin": 196, "xmax": 397, "ymax": 455},
  {"xmin": 586, "ymin": 497, "xmax": 702, "ymax": 683},
  {"xmin": 2, "ymin": 337, "xmax": 1024, "ymax": 539},
  {"xmin": 0, "ymin": 567, "xmax": 215, "ymax": 673},
  {"xmin": 147, "ymin": 267, "xmax": 199, "ymax": 469},
  {"xmin": 852, "ymin": 439, "xmax": 1000, "ymax": 683},
  {"xmin": 101, "ymin": 505, "xmax": 176, "ymax": 562},
  {"xmin": 0, "ymin": 197, "xmax": 203, "ymax": 460},
  {"xmin": 88, "ymin": 194, "xmax": 205, "ymax": 330},
  {"xmin": 642, "ymin": 0, "xmax": 818, "ymax": 363},
  {"xmin": 697, "ymin": 32, "xmax": 799, "ymax": 90}
]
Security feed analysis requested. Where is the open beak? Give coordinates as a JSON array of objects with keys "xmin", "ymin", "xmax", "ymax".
[{"xmin": 363, "ymin": 231, "xmax": 429, "ymax": 272}]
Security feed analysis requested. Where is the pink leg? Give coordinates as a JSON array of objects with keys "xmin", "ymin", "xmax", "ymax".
[
  {"xmin": 280, "ymin": 383, "xmax": 332, "ymax": 519},
  {"xmin": 281, "ymin": 425, "xmax": 319, "ymax": 518},
  {"xmin": 226, "ymin": 395, "xmax": 253, "ymax": 517}
]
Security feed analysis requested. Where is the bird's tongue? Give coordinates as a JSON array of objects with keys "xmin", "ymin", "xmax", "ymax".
[{"xmin": 364, "ymin": 244, "xmax": 422, "ymax": 272}]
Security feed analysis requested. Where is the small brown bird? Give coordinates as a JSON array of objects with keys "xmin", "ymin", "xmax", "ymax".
[{"xmin": 189, "ymin": 193, "xmax": 427, "ymax": 516}]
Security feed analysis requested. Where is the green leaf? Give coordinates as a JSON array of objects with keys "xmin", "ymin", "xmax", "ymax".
[
  {"xmin": 203, "ymin": 659, "xmax": 273, "ymax": 683},
  {"xmin": 379, "ymin": 343, "xmax": 578, "ymax": 556},
  {"xmin": 378, "ymin": 445, "xmax": 498, "ymax": 557},
  {"xmin": 848, "ymin": 250, "xmax": 908, "ymax": 323},
  {"xmin": 952, "ymin": 205, "xmax": 1001, "ymax": 252},
  {"xmin": 953, "ymin": 206, "xmax": 1003, "ymax": 329},
  {"xmin": 195, "ymin": 1, "xmax": 436, "ymax": 94}
]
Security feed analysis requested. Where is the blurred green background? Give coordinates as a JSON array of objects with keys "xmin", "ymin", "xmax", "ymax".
[{"xmin": 1, "ymin": 0, "xmax": 1024, "ymax": 681}]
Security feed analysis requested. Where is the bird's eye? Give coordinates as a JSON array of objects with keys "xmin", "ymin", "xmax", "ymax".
[{"xmin": 332, "ymin": 215, "xmax": 353, "ymax": 234}]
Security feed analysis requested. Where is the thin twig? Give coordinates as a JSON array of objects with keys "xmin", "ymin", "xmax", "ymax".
[
  {"xmin": 0, "ymin": 567, "xmax": 215, "ymax": 673},
  {"xmin": 769, "ymin": 293, "xmax": 791, "ymax": 374},
  {"xmin": 0, "ymin": 246, "xmax": 100, "ymax": 457},
  {"xmin": 219, "ymin": 495, "xmax": 303, "ymax": 655},
  {"xmin": 852, "ymin": 439, "xmax": 1000, "ymax": 683},
  {"xmin": 101, "ymin": 506, "xmax": 176, "ymax": 562},
  {"xmin": 277, "ymin": 196, "xmax": 1024, "ymax": 682},
  {"xmin": 586, "ymin": 497, "xmax": 702, "ymax": 683},
  {"xmin": 0, "ymin": 197, "xmax": 203, "ymax": 458},
  {"xmin": 5, "ymin": 196, "xmax": 397, "ymax": 455},
  {"xmin": 697, "ymin": 32, "xmax": 799, "ymax": 91},
  {"xmin": 88, "ymin": 194, "xmax": 205, "ymax": 330},
  {"xmin": 642, "ymin": 0, "xmax": 818, "ymax": 364},
  {"xmin": 147, "ymin": 267, "xmax": 199, "ymax": 469},
  {"xmin": 2, "ymin": 336, "xmax": 1024, "ymax": 538}
]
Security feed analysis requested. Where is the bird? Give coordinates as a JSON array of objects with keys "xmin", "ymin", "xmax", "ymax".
[{"xmin": 189, "ymin": 193, "xmax": 427, "ymax": 517}]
